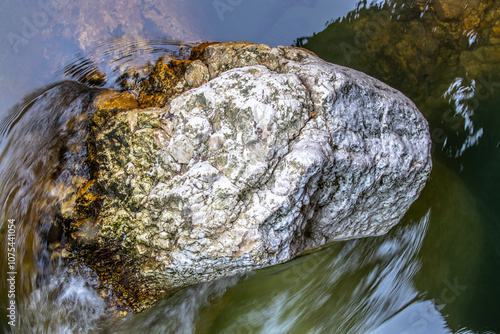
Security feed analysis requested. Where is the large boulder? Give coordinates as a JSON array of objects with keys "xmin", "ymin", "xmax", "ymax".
[{"xmin": 62, "ymin": 42, "xmax": 432, "ymax": 312}]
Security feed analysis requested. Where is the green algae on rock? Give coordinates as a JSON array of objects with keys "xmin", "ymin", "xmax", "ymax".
[{"xmin": 59, "ymin": 42, "xmax": 432, "ymax": 313}]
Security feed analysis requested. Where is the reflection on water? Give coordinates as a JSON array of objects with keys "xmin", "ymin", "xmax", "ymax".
[
  {"xmin": 0, "ymin": 0, "xmax": 206, "ymax": 118},
  {"xmin": 59, "ymin": 36, "xmax": 198, "ymax": 89},
  {"xmin": 0, "ymin": 0, "xmax": 500, "ymax": 333},
  {"xmin": 194, "ymin": 211, "xmax": 431, "ymax": 334}
]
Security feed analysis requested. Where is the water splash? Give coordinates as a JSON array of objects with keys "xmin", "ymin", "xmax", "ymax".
[{"xmin": 105, "ymin": 275, "xmax": 243, "ymax": 334}]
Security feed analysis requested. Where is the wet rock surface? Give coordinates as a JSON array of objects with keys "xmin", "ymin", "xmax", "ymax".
[{"xmin": 59, "ymin": 42, "xmax": 432, "ymax": 312}]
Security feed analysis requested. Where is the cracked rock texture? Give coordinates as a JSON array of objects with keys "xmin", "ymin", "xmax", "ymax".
[{"xmin": 64, "ymin": 42, "xmax": 432, "ymax": 312}]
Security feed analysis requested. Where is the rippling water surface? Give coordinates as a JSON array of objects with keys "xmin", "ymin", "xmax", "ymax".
[{"xmin": 1, "ymin": 1, "xmax": 499, "ymax": 333}]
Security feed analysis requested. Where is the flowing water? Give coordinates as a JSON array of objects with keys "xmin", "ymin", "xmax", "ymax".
[{"xmin": 1, "ymin": 0, "xmax": 499, "ymax": 333}]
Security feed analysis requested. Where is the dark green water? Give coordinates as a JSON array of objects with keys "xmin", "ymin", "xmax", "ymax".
[{"xmin": 1, "ymin": 0, "xmax": 499, "ymax": 333}]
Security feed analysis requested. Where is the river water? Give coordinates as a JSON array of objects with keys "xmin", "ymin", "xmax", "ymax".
[{"xmin": 0, "ymin": 0, "xmax": 499, "ymax": 333}]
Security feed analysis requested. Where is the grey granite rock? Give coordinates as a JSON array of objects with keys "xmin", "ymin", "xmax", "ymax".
[{"xmin": 68, "ymin": 42, "xmax": 432, "ymax": 311}]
